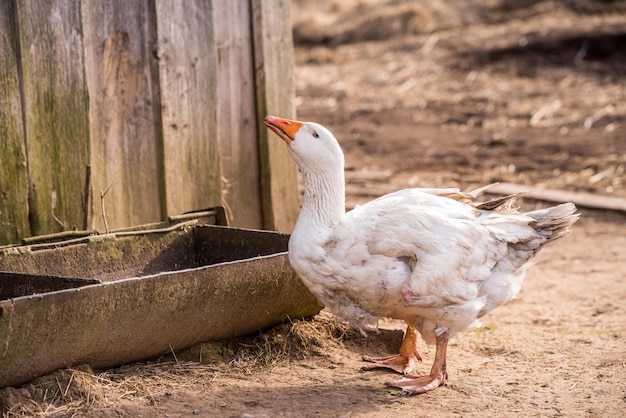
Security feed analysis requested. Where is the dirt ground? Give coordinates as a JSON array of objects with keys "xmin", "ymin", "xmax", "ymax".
[{"xmin": 2, "ymin": 1, "xmax": 626, "ymax": 417}]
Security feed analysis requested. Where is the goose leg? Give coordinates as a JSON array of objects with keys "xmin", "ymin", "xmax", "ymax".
[
  {"xmin": 362, "ymin": 324, "xmax": 422, "ymax": 375},
  {"xmin": 386, "ymin": 330, "xmax": 449, "ymax": 394}
]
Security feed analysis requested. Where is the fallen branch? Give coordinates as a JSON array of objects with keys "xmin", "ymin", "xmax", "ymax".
[{"xmin": 487, "ymin": 182, "xmax": 626, "ymax": 213}]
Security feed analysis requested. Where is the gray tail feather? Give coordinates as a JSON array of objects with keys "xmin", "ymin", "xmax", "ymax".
[{"xmin": 525, "ymin": 203, "xmax": 580, "ymax": 242}]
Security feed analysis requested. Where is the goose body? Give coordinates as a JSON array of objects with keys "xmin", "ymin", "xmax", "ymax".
[{"xmin": 265, "ymin": 115, "xmax": 579, "ymax": 394}]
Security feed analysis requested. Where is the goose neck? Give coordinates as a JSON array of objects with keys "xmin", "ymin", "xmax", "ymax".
[{"xmin": 298, "ymin": 169, "xmax": 346, "ymax": 228}]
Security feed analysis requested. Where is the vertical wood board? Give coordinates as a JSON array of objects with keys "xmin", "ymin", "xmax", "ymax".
[
  {"xmin": 17, "ymin": 0, "xmax": 90, "ymax": 236},
  {"xmin": 82, "ymin": 0, "xmax": 164, "ymax": 231},
  {"xmin": 0, "ymin": 0, "xmax": 30, "ymax": 245},
  {"xmin": 155, "ymin": 0, "xmax": 222, "ymax": 217},
  {"xmin": 251, "ymin": 0, "xmax": 300, "ymax": 232},
  {"xmin": 214, "ymin": 0, "xmax": 263, "ymax": 228}
]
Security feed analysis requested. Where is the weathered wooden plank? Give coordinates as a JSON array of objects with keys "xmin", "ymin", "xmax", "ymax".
[
  {"xmin": 251, "ymin": 0, "xmax": 300, "ymax": 232},
  {"xmin": 17, "ymin": 0, "xmax": 90, "ymax": 236},
  {"xmin": 0, "ymin": 0, "xmax": 30, "ymax": 245},
  {"xmin": 488, "ymin": 182, "xmax": 626, "ymax": 213},
  {"xmin": 155, "ymin": 0, "xmax": 223, "ymax": 218},
  {"xmin": 82, "ymin": 0, "xmax": 165, "ymax": 231},
  {"xmin": 214, "ymin": 1, "xmax": 263, "ymax": 228}
]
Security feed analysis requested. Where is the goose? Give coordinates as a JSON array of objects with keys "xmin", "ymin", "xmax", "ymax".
[{"xmin": 265, "ymin": 115, "xmax": 579, "ymax": 394}]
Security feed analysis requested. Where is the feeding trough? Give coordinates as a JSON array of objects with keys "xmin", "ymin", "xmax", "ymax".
[{"xmin": 0, "ymin": 208, "xmax": 321, "ymax": 388}]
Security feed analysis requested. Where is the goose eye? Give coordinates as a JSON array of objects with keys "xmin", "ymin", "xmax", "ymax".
[{"xmin": 312, "ymin": 131, "xmax": 320, "ymax": 139}]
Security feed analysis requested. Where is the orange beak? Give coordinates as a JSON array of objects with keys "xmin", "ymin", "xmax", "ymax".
[{"xmin": 264, "ymin": 116, "xmax": 304, "ymax": 144}]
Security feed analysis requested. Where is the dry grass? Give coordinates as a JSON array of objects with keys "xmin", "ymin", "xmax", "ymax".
[
  {"xmin": 0, "ymin": 316, "xmax": 358, "ymax": 417},
  {"xmin": 1, "ymin": 366, "xmax": 111, "ymax": 417},
  {"xmin": 226, "ymin": 314, "xmax": 358, "ymax": 371}
]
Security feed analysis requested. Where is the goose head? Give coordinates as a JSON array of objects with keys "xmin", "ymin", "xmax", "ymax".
[{"xmin": 265, "ymin": 115, "xmax": 345, "ymax": 175}]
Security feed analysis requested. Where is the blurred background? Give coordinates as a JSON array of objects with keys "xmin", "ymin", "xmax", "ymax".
[{"xmin": 291, "ymin": 0, "xmax": 626, "ymax": 209}]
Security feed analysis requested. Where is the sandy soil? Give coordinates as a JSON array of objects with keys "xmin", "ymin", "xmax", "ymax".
[{"xmin": 2, "ymin": 1, "xmax": 626, "ymax": 417}]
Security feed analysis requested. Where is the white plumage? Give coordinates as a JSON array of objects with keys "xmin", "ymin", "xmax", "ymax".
[{"xmin": 265, "ymin": 115, "xmax": 579, "ymax": 394}]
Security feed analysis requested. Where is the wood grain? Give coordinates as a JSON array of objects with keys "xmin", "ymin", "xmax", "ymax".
[
  {"xmin": 156, "ymin": 0, "xmax": 223, "ymax": 218},
  {"xmin": 0, "ymin": 0, "xmax": 30, "ymax": 244},
  {"xmin": 82, "ymin": 0, "xmax": 165, "ymax": 231},
  {"xmin": 18, "ymin": 0, "xmax": 90, "ymax": 235},
  {"xmin": 214, "ymin": 0, "xmax": 263, "ymax": 228},
  {"xmin": 252, "ymin": 0, "xmax": 300, "ymax": 232}
]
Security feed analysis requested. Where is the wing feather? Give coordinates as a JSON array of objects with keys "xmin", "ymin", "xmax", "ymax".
[{"xmin": 330, "ymin": 189, "xmax": 536, "ymax": 311}]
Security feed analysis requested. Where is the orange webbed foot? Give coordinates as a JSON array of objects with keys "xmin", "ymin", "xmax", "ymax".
[
  {"xmin": 361, "ymin": 352, "xmax": 421, "ymax": 375},
  {"xmin": 386, "ymin": 330, "xmax": 450, "ymax": 395},
  {"xmin": 361, "ymin": 324, "xmax": 422, "ymax": 375},
  {"xmin": 386, "ymin": 372, "xmax": 447, "ymax": 394}
]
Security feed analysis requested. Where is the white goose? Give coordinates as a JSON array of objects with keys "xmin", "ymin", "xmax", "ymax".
[{"xmin": 265, "ymin": 115, "xmax": 579, "ymax": 394}]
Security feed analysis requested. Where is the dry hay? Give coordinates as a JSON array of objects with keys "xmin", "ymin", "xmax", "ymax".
[
  {"xmin": 222, "ymin": 314, "xmax": 360, "ymax": 369},
  {"xmin": 0, "ymin": 366, "xmax": 106, "ymax": 417},
  {"xmin": 0, "ymin": 315, "xmax": 368, "ymax": 417}
]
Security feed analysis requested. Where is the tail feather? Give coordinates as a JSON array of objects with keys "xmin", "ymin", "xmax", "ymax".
[{"xmin": 525, "ymin": 203, "xmax": 580, "ymax": 242}]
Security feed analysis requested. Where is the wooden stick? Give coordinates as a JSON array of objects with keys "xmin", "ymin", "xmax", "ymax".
[
  {"xmin": 100, "ymin": 185, "xmax": 112, "ymax": 233},
  {"xmin": 487, "ymin": 183, "xmax": 626, "ymax": 213},
  {"xmin": 83, "ymin": 165, "xmax": 92, "ymax": 230}
]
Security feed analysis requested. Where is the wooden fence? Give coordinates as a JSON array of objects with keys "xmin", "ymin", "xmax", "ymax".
[{"xmin": 0, "ymin": 0, "xmax": 300, "ymax": 246}]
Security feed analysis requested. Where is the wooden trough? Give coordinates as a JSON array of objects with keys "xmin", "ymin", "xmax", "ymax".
[{"xmin": 0, "ymin": 208, "xmax": 321, "ymax": 388}]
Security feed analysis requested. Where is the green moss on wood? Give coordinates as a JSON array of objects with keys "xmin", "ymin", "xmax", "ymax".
[
  {"xmin": 0, "ymin": 1, "xmax": 29, "ymax": 245},
  {"xmin": 18, "ymin": 0, "xmax": 90, "ymax": 236}
]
